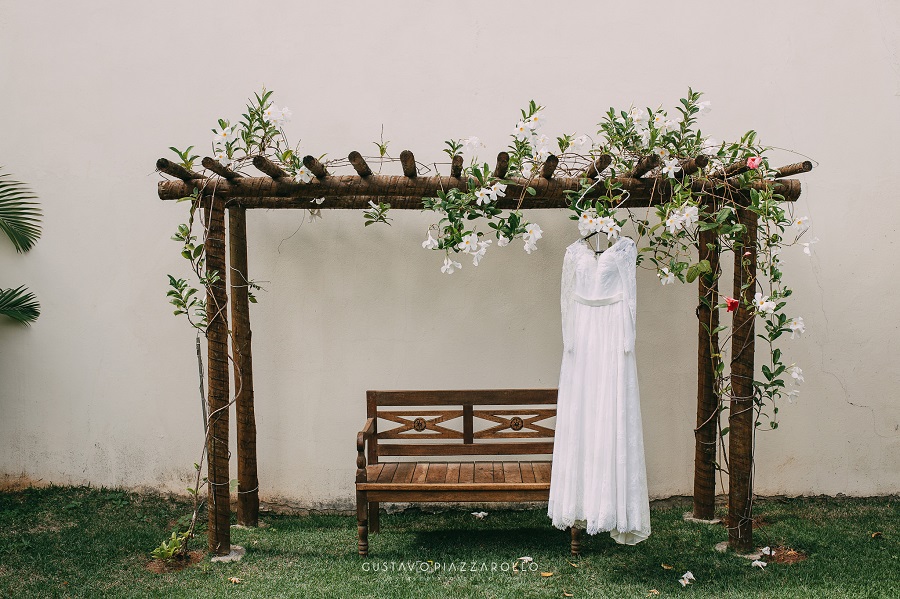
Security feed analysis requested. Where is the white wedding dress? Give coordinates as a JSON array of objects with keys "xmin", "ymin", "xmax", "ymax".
[{"xmin": 547, "ymin": 236, "xmax": 651, "ymax": 544}]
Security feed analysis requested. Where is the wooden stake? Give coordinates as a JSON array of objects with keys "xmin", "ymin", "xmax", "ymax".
[
  {"xmin": 203, "ymin": 195, "xmax": 231, "ymax": 555},
  {"xmin": 228, "ymin": 207, "xmax": 259, "ymax": 527},
  {"xmin": 728, "ymin": 207, "xmax": 758, "ymax": 553}
]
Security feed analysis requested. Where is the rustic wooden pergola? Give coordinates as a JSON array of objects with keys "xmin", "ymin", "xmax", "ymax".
[{"xmin": 156, "ymin": 149, "xmax": 812, "ymax": 556}]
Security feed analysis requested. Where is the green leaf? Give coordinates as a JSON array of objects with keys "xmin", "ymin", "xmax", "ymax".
[
  {"xmin": 0, "ymin": 285, "xmax": 40, "ymax": 324},
  {"xmin": 0, "ymin": 169, "xmax": 42, "ymax": 253}
]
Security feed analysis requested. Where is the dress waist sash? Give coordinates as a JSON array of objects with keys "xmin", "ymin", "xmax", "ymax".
[{"xmin": 572, "ymin": 292, "xmax": 624, "ymax": 306}]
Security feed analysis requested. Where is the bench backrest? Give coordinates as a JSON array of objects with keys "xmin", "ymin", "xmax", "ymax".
[{"xmin": 366, "ymin": 389, "xmax": 558, "ymax": 462}]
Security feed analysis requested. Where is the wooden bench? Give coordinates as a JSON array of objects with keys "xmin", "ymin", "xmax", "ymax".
[{"xmin": 355, "ymin": 389, "xmax": 582, "ymax": 556}]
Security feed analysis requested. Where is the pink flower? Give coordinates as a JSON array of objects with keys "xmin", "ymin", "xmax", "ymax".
[
  {"xmin": 746, "ymin": 156, "xmax": 762, "ymax": 170},
  {"xmin": 725, "ymin": 297, "xmax": 739, "ymax": 312}
]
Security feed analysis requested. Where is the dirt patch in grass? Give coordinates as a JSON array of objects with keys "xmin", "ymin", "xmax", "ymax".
[
  {"xmin": 768, "ymin": 545, "xmax": 808, "ymax": 564},
  {"xmin": 145, "ymin": 550, "xmax": 206, "ymax": 574}
]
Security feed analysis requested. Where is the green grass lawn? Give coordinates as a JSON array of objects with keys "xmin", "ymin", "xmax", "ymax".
[{"xmin": 0, "ymin": 486, "xmax": 897, "ymax": 598}]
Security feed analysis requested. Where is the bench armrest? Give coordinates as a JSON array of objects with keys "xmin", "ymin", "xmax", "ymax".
[{"xmin": 356, "ymin": 418, "xmax": 376, "ymax": 483}]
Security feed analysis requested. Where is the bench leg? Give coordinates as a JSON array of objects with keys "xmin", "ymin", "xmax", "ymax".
[
  {"xmin": 356, "ymin": 490, "xmax": 369, "ymax": 556},
  {"xmin": 369, "ymin": 501, "xmax": 380, "ymax": 533},
  {"xmin": 570, "ymin": 526, "xmax": 582, "ymax": 556}
]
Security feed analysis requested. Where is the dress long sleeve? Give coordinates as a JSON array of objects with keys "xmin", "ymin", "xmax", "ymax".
[
  {"xmin": 611, "ymin": 238, "xmax": 637, "ymax": 353},
  {"xmin": 560, "ymin": 243, "xmax": 578, "ymax": 354}
]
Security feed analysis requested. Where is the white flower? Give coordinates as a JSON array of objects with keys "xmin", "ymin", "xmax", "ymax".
[
  {"xmin": 578, "ymin": 211, "xmax": 598, "ymax": 236},
  {"xmin": 658, "ymin": 268, "xmax": 675, "ymax": 285},
  {"xmin": 497, "ymin": 235, "xmax": 510, "ymax": 247},
  {"xmin": 213, "ymin": 150, "xmax": 232, "ymax": 168},
  {"xmin": 788, "ymin": 316, "xmax": 805, "ymax": 339},
  {"xmin": 596, "ymin": 216, "xmax": 620, "ymax": 239},
  {"xmin": 279, "ymin": 106, "xmax": 293, "ymax": 122},
  {"xmin": 570, "ymin": 134, "xmax": 590, "ymax": 153},
  {"xmin": 536, "ymin": 133, "xmax": 551, "ymax": 148},
  {"xmin": 212, "ymin": 125, "xmax": 236, "ymax": 144},
  {"xmin": 534, "ymin": 146, "xmax": 552, "ymax": 162},
  {"xmin": 263, "ymin": 104, "xmax": 288, "ymax": 125},
  {"xmin": 441, "ymin": 257, "xmax": 462, "ymax": 275},
  {"xmin": 751, "ymin": 560, "xmax": 767, "ymax": 569},
  {"xmin": 523, "ymin": 222, "xmax": 542, "ymax": 254},
  {"xmin": 521, "ymin": 163, "xmax": 533, "ymax": 178},
  {"xmin": 652, "ymin": 113, "xmax": 667, "ymax": 130},
  {"xmin": 514, "ymin": 121, "xmax": 529, "ymax": 137},
  {"xmin": 678, "ymin": 571, "xmax": 696, "ymax": 586},
  {"xmin": 526, "ymin": 110, "xmax": 545, "ymax": 129},
  {"xmin": 422, "ymin": 233, "xmax": 439, "ymax": 250},
  {"xmin": 801, "ymin": 236, "xmax": 819, "ymax": 255},
  {"xmin": 655, "ymin": 147, "xmax": 671, "ymax": 159},
  {"xmin": 753, "ymin": 292, "xmax": 776, "ymax": 314},
  {"xmin": 471, "ymin": 511, "xmax": 488, "ymax": 519},
  {"xmin": 761, "ymin": 546, "xmax": 772, "ymax": 555},
  {"xmin": 700, "ymin": 137, "xmax": 721, "ymax": 155},
  {"xmin": 659, "ymin": 119, "xmax": 678, "ymax": 134},
  {"xmin": 460, "ymin": 136, "xmax": 485, "ymax": 155},
  {"xmin": 639, "ymin": 128, "xmax": 651, "ymax": 146},
  {"xmin": 665, "ymin": 211, "xmax": 685, "ymax": 235},
  {"xmin": 307, "ymin": 208, "xmax": 321, "ymax": 223},
  {"xmin": 697, "ymin": 100, "xmax": 712, "ymax": 115},
  {"xmin": 629, "ymin": 106, "xmax": 648, "ymax": 128},
  {"xmin": 489, "ymin": 182, "xmax": 507, "ymax": 201},
  {"xmin": 786, "ymin": 389, "xmax": 800, "ymax": 403},
  {"xmin": 311, "ymin": 197, "xmax": 325, "ymax": 205},
  {"xmin": 472, "ymin": 240, "xmax": 492, "ymax": 266},
  {"xmin": 662, "ymin": 158, "xmax": 682, "ymax": 178},
  {"xmin": 294, "ymin": 166, "xmax": 314, "ymax": 183},
  {"xmin": 789, "ymin": 365, "xmax": 804, "ymax": 384},
  {"xmin": 680, "ymin": 205, "xmax": 699, "ymax": 227},
  {"xmin": 794, "ymin": 215, "xmax": 810, "ymax": 233},
  {"xmin": 474, "ymin": 188, "xmax": 492, "ymax": 206},
  {"xmin": 457, "ymin": 232, "xmax": 479, "ymax": 254}
]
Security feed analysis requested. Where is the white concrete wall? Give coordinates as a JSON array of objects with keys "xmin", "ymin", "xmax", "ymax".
[{"xmin": 1, "ymin": 1, "xmax": 898, "ymax": 507}]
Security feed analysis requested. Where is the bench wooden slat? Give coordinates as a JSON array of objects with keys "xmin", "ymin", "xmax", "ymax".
[
  {"xmin": 474, "ymin": 462, "xmax": 494, "ymax": 483},
  {"xmin": 533, "ymin": 462, "xmax": 551, "ymax": 484},
  {"xmin": 358, "ymin": 482, "xmax": 550, "ymax": 491},
  {"xmin": 365, "ymin": 489, "xmax": 551, "ymax": 502},
  {"xmin": 393, "ymin": 462, "xmax": 415, "ymax": 483},
  {"xmin": 459, "ymin": 463, "xmax": 474, "ymax": 483},
  {"xmin": 503, "ymin": 462, "xmax": 522, "ymax": 483},
  {"xmin": 376, "ymin": 462, "xmax": 398, "ymax": 483},
  {"xmin": 493, "ymin": 462, "xmax": 505, "ymax": 483},
  {"xmin": 445, "ymin": 463, "xmax": 461, "ymax": 483},
  {"xmin": 520, "ymin": 462, "xmax": 536, "ymax": 483},
  {"xmin": 367, "ymin": 463, "xmax": 385, "ymax": 482},
  {"xmin": 411, "ymin": 463, "xmax": 429, "ymax": 484},
  {"xmin": 426, "ymin": 463, "xmax": 448, "ymax": 483}
]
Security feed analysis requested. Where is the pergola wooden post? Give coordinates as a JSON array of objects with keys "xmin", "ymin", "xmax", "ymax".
[{"xmin": 156, "ymin": 152, "xmax": 810, "ymax": 555}]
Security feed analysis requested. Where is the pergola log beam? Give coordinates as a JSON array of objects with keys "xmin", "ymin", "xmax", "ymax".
[
  {"xmin": 253, "ymin": 155, "xmax": 289, "ymax": 179},
  {"xmin": 626, "ymin": 154, "xmax": 660, "ymax": 179},
  {"xmin": 348, "ymin": 151, "xmax": 373, "ymax": 177},
  {"xmin": 450, "ymin": 155, "xmax": 463, "ymax": 179},
  {"xmin": 303, "ymin": 155, "xmax": 329, "ymax": 179},
  {"xmin": 775, "ymin": 161, "xmax": 812, "ymax": 179},
  {"xmin": 493, "ymin": 152, "xmax": 510, "ymax": 179},
  {"xmin": 158, "ymin": 172, "xmax": 801, "ymax": 206},
  {"xmin": 202, "ymin": 157, "xmax": 243, "ymax": 180},
  {"xmin": 540, "ymin": 155, "xmax": 559, "ymax": 180},
  {"xmin": 157, "ymin": 158, "xmax": 204, "ymax": 181},
  {"xmin": 679, "ymin": 155, "xmax": 709, "ymax": 178},
  {"xmin": 400, "ymin": 150, "xmax": 417, "ymax": 178},
  {"xmin": 581, "ymin": 154, "xmax": 612, "ymax": 180}
]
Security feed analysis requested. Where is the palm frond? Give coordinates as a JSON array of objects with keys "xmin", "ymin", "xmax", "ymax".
[
  {"xmin": 0, "ymin": 168, "xmax": 42, "ymax": 253},
  {"xmin": 0, "ymin": 285, "xmax": 40, "ymax": 324}
]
